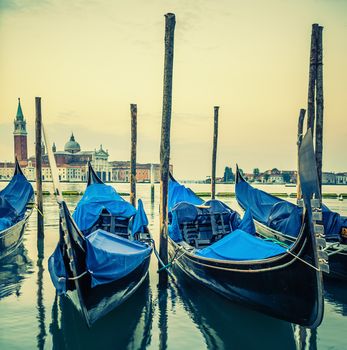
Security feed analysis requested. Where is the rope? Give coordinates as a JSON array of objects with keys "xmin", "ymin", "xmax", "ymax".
[
  {"xmin": 58, "ymin": 270, "xmax": 88, "ymax": 282},
  {"xmin": 256, "ymin": 230, "xmax": 290, "ymax": 248},
  {"xmin": 286, "ymin": 249, "xmax": 320, "ymax": 272},
  {"xmin": 150, "ymin": 239, "xmax": 175, "ymax": 278},
  {"xmin": 34, "ymin": 203, "xmax": 44, "ymax": 218}
]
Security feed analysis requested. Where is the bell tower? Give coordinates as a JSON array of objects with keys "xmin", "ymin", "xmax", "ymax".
[{"xmin": 13, "ymin": 98, "xmax": 28, "ymax": 165}]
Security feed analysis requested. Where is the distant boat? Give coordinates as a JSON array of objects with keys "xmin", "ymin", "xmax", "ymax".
[
  {"xmin": 0, "ymin": 159, "xmax": 34, "ymax": 260},
  {"xmin": 167, "ymin": 132, "xmax": 325, "ymax": 328},
  {"xmin": 48, "ymin": 163, "xmax": 152, "ymax": 327}
]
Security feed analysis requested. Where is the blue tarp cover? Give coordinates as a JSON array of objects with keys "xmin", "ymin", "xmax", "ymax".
[
  {"xmin": 85, "ymin": 229, "xmax": 152, "ymax": 287},
  {"xmin": 168, "ymin": 199, "xmax": 243, "ymax": 242},
  {"xmin": 132, "ymin": 199, "xmax": 149, "ymax": 235},
  {"xmin": 196, "ymin": 229, "xmax": 286, "ymax": 261},
  {"xmin": 168, "ymin": 178, "xmax": 203, "ymax": 212},
  {"xmin": 72, "ymin": 183, "xmax": 137, "ymax": 232},
  {"xmin": 0, "ymin": 174, "xmax": 33, "ymax": 231},
  {"xmin": 48, "ymin": 245, "xmax": 67, "ymax": 295},
  {"xmin": 236, "ymin": 178, "xmax": 346, "ymax": 240}
]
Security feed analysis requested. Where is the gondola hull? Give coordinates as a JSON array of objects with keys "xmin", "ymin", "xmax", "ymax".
[
  {"xmin": 252, "ymin": 218, "xmax": 347, "ymax": 281},
  {"xmin": 169, "ymin": 223, "xmax": 323, "ymax": 328},
  {"xmin": 0, "ymin": 212, "xmax": 32, "ymax": 260},
  {"xmin": 66, "ymin": 254, "xmax": 151, "ymax": 325}
]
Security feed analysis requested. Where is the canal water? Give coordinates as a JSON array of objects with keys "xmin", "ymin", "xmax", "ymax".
[{"xmin": 0, "ymin": 182, "xmax": 347, "ymax": 350}]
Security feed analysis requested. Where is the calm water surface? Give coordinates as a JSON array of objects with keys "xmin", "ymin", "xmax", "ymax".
[{"xmin": 0, "ymin": 182, "xmax": 347, "ymax": 350}]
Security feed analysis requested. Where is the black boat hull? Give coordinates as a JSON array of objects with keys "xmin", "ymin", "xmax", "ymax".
[
  {"xmin": 169, "ymin": 220, "xmax": 323, "ymax": 328},
  {"xmin": 66, "ymin": 254, "xmax": 151, "ymax": 325},
  {"xmin": 253, "ymin": 218, "xmax": 347, "ymax": 281},
  {"xmin": 0, "ymin": 212, "xmax": 32, "ymax": 260}
]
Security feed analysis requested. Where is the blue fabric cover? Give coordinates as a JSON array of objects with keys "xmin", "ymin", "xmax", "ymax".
[
  {"xmin": 236, "ymin": 178, "xmax": 345, "ymax": 240},
  {"xmin": 48, "ymin": 245, "xmax": 67, "ymax": 295},
  {"xmin": 168, "ymin": 177, "xmax": 251, "ymax": 241},
  {"xmin": 72, "ymin": 183, "xmax": 137, "ymax": 232},
  {"xmin": 238, "ymin": 209, "xmax": 256, "ymax": 235},
  {"xmin": 85, "ymin": 229, "xmax": 152, "ymax": 287},
  {"xmin": 132, "ymin": 199, "xmax": 149, "ymax": 235},
  {"xmin": 196, "ymin": 229, "xmax": 286, "ymax": 261},
  {"xmin": 0, "ymin": 174, "xmax": 34, "ymax": 231},
  {"xmin": 168, "ymin": 178, "xmax": 203, "ymax": 212}
]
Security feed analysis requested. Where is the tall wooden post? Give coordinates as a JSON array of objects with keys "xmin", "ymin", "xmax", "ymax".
[
  {"xmin": 130, "ymin": 103, "xmax": 137, "ymax": 206},
  {"xmin": 315, "ymin": 25, "xmax": 324, "ymax": 195},
  {"xmin": 211, "ymin": 106, "xmax": 219, "ymax": 199},
  {"xmin": 159, "ymin": 13, "xmax": 176, "ymax": 285},
  {"xmin": 150, "ymin": 163, "xmax": 155, "ymax": 202},
  {"xmin": 307, "ymin": 24, "xmax": 319, "ymax": 133},
  {"xmin": 35, "ymin": 97, "xmax": 44, "ymax": 237},
  {"xmin": 296, "ymin": 108, "xmax": 306, "ymax": 200}
]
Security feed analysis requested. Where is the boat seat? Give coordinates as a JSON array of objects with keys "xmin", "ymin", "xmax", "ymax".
[
  {"xmin": 181, "ymin": 211, "xmax": 232, "ymax": 248},
  {"xmin": 90, "ymin": 209, "xmax": 130, "ymax": 239}
]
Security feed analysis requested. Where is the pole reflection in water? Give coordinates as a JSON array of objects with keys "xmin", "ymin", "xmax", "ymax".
[
  {"xmin": 49, "ymin": 277, "xmax": 153, "ymax": 349},
  {"xmin": 37, "ymin": 237, "xmax": 46, "ymax": 350},
  {"xmin": 293, "ymin": 326, "xmax": 317, "ymax": 350},
  {"xmin": 170, "ymin": 267, "xmax": 297, "ymax": 350},
  {"xmin": 158, "ymin": 285, "xmax": 168, "ymax": 350},
  {"xmin": 0, "ymin": 244, "xmax": 32, "ymax": 300}
]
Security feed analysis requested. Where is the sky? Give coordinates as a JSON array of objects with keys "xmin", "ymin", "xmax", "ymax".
[{"xmin": 0, "ymin": 0, "xmax": 346, "ymax": 179}]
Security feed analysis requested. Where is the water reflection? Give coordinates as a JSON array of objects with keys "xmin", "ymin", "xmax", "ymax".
[
  {"xmin": 324, "ymin": 279, "xmax": 347, "ymax": 316},
  {"xmin": 293, "ymin": 326, "xmax": 317, "ymax": 350},
  {"xmin": 37, "ymin": 238, "xmax": 46, "ymax": 350},
  {"xmin": 158, "ymin": 285, "xmax": 168, "ymax": 350},
  {"xmin": 0, "ymin": 243, "xmax": 33, "ymax": 299},
  {"xmin": 49, "ymin": 277, "xmax": 153, "ymax": 350},
  {"xmin": 170, "ymin": 268, "xmax": 297, "ymax": 350}
]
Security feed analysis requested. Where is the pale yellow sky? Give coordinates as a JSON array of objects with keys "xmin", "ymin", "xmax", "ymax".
[{"xmin": 0, "ymin": 0, "xmax": 346, "ymax": 179}]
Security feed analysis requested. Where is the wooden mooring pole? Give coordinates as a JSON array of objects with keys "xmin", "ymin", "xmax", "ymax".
[
  {"xmin": 315, "ymin": 25, "xmax": 324, "ymax": 195},
  {"xmin": 159, "ymin": 13, "xmax": 176, "ymax": 286},
  {"xmin": 130, "ymin": 103, "xmax": 137, "ymax": 206},
  {"xmin": 296, "ymin": 108, "xmax": 306, "ymax": 200},
  {"xmin": 35, "ymin": 97, "xmax": 44, "ymax": 237},
  {"xmin": 211, "ymin": 106, "xmax": 219, "ymax": 200},
  {"xmin": 150, "ymin": 163, "xmax": 155, "ymax": 202},
  {"xmin": 307, "ymin": 24, "xmax": 319, "ymax": 133}
]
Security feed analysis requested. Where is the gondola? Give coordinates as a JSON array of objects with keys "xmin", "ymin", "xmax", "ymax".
[
  {"xmin": 48, "ymin": 163, "xmax": 152, "ymax": 327},
  {"xmin": 168, "ymin": 131, "xmax": 326, "ymax": 328},
  {"xmin": 0, "ymin": 158, "xmax": 34, "ymax": 260},
  {"xmin": 235, "ymin": 165, "xmax": 347, "ymax": 281}
]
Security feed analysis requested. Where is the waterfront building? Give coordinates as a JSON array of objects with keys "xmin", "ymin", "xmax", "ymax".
[
  {"xmin": 13, "ymin": 98, "xmax": 28, "ymax": 166},
  {"xmin": 336, "ymin": 173, "xmax": 347, "ymax": 185},
  {"xmin": 1, "ymin": 99, "xmax": 170, "ymax": 182}
]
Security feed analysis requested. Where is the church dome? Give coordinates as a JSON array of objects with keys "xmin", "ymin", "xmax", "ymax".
[{"xmin": 64, "ymin": 133, "xmax": 81, "ymax": 153}]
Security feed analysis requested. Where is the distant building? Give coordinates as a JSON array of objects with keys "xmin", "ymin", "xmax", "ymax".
[
  {"xmin": 110, "ymin": 162, "xmax": 173, "ymax": 182},
  {"xmin": 336, "ymin": 173, "xmax": 347, "ymax": 185},
  {"xmin": 0, "ymin": 99, "xmax": 174, "ymax": 182},
  {"xmin": 27, "ymin": 134, "xmax": 112, "ymax": 182},
  {"xmin": 322, "ymin": 172, "xmax": 336, "ymax": 185}
]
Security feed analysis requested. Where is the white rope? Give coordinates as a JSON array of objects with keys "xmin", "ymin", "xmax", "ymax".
[
  {"xmin": 58, "ymin": 270, "xmax": 88, "ymax": 282},
  {"xmin": 286, "ymin": 249, "xmax": 320, "ymax": 272}
]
